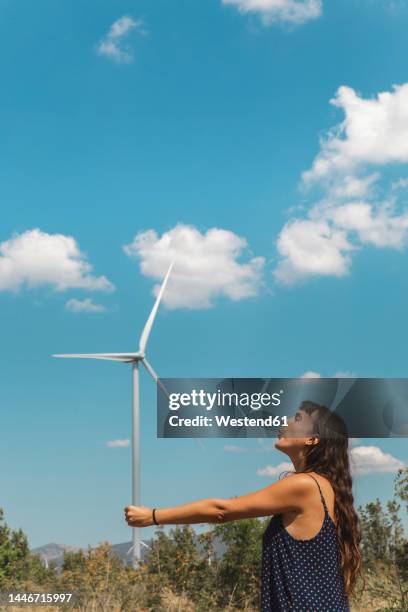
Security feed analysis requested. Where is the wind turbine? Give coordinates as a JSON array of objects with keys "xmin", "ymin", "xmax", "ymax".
[{"xmin": 53, "ymin": 261, "xmax": 174, "ymax": 568}]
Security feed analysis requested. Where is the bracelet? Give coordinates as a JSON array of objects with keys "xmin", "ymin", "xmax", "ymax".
[{"xmin": 152, "ymin": 508, "xmax": 159, "ymax": 526}]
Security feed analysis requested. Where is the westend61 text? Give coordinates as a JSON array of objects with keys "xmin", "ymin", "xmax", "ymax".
[
  {"xmin": 168, "ymin": 389, "xmax": 283, "ymax": 411},
  {"xmin": 168, "ymin": 415, "xmax": 289, "ymax": 427}
]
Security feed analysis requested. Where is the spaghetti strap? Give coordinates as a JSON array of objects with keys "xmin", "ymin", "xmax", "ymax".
[{"xmin": 304, "ymin": 473, "xmax": 328, "ymax": 513}]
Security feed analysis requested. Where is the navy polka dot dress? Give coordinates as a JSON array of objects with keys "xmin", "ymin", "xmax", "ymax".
[{"xmin": 261, "ymin": 474, "xmax": 350, "ymax": 611}]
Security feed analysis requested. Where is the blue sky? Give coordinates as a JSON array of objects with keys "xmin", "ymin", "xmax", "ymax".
[{"xmin": 0, "ymin": 0, "xmax": 407, "ymax": 549}]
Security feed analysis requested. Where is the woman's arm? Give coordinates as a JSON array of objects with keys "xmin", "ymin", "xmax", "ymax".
[
  {"xmin": 124, "ymin": 473, "xmax": 313, "ymax": 527},
  {"xmin": 124, "ymin": 498, "xmax": 227, "ymax": 527},
  {"xmin": 212, "ymin": 473, "xmax": 312, "ymax": 521}
]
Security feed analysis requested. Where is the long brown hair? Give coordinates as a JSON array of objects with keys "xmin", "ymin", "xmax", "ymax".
[{"xmin": 295, "ymin": 400, "xmax": 362, "ymax": 595}]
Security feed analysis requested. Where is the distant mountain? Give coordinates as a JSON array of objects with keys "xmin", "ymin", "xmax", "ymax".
[
  {"xmin": 31, "ymin": 531, "xmax": 227, "ymax": 570},
  {"xmin": 30, "ymin": 543, "xmax": 83, "ymax": 569}
]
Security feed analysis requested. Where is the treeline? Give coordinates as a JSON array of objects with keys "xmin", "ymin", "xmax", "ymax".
[{"xmin": 0, "ymin": 469, "xmax": 407, "ymax": 611}]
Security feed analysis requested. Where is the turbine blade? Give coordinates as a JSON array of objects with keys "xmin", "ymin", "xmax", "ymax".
[
  {"xmin": 53, "ymin": 353, "xmax": 140, "ymax": 362},
  {"xmin": 138, "ymin": 260, "xmax": 174, "ymax": 354},
  {"xmin": 142, "ymin": 358, "xmax": 206, "ymax": 453},
  {"xmin": 141, "ymin": 358, "xmax": 170, "ymax": 399}
]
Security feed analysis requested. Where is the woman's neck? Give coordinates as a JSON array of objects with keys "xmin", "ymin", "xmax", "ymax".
[{"xmin": 290, "ymin": 452, "xmax": 306, "ymax": 472}]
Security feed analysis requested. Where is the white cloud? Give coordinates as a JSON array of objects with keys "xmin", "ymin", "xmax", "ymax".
[
  {"xmin": 123, "ymin": 223, "xmax": 265, "ymax": 309},
  {"xmin": 97, "ymin": 16, "xmax": 145, "ymax": 64},
  {"xmin": 275, "ymin": 199, "xmax": 408, "ymax": 284},
  {"xmin": 326, "ymin": 173, "xmax": 380, "ymax": 200},
  {"xmin": 0, "ymin": 229, "xmax": 115, "ymax": 294},
  {"xmin": 274, "ymin": 218, "xmax": 355, "ymax": 284},
  {"xmin": 65, "ymin": 298, "xmax": 107, "ymax": 313},
  {"xmin": 274, "ymin": 82, "xmax": 408, "ymax": 284},
  {"xmin": 329, "ymin": 201, "xmax": 408, "ymax": 248},
  {"xmin": 256, "ymin": 447, "xmax": 404, "ymax": 477},
  {"xmin": 257, "ymin": 461, "xmax": 293, "ymax": 476},
  {"xmin": 106, "ymin": 438, "xmax": 130, "ymax": 448},
  {"xmin": 350, "ymin": 445, "xmax": 405, "ymax": 475},
  {"xmin": 303, "ymin": 83, "xmax": 408, "ymax": 183},
  {"xmin": 222, "ymin": 0, "xmax": 322, "ymax": 26}
]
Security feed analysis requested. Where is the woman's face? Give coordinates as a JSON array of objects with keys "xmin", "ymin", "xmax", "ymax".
[{"xmin": 274, "ymin": 408, "xmax": 319, "ymax": 454}]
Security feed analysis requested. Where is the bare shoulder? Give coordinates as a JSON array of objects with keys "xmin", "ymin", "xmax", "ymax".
[
  {"xmin": 280, "ymin": 472, "xmax": 335, "ymax": 501},
  {"xmin": 278, "ymin": 472, "xmax": 322, "ymax": 495},
  {"xmin": 285, "ymin": 472, "xmax": 317, "ymax": 484}
]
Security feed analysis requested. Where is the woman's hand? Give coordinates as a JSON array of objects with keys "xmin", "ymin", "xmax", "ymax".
[{"xmin": 124, "ymin": 505, "xmax": 154, "ymax": 528}]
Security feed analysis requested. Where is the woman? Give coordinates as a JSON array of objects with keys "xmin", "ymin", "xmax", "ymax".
[{"xmin": 124, "ymin": 400, "xmax": 361, "ymax": 611}]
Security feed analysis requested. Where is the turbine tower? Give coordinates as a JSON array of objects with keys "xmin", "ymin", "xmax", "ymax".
[{"xmin": 53, "ymin": 261, "xmax": 174, "ymax": 568}]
